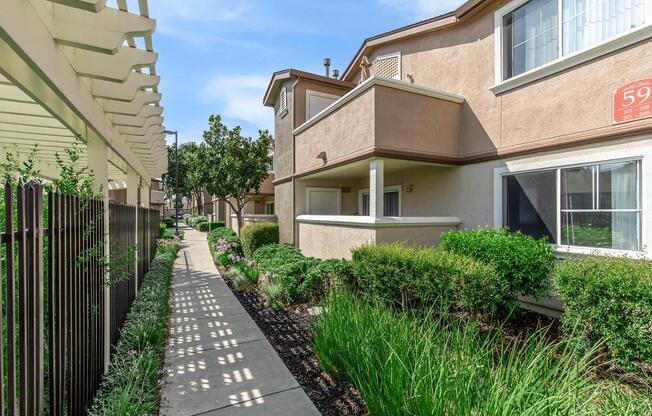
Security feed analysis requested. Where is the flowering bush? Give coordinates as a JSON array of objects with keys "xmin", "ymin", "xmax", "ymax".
[{"xmin": 213, "ymin": 237, "xmax": 243, "ymax": 267}]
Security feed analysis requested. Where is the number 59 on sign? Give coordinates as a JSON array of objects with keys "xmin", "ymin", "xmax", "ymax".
[{"xmin": 613, "ymin": 78, "xmax": 652, "ymax": 124}]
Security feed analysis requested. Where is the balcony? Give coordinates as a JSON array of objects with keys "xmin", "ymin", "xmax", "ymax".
[{"xmin": 293, "ymin": 76, "xmax": 464, "ymax": 177}]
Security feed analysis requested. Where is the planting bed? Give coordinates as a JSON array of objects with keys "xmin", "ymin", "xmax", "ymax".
[{"xmin": 223, "ymin": 277, "xmax": 368, "ymax": 416}]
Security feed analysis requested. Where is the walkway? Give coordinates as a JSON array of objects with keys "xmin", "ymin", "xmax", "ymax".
[{"xmin": 161, "ymin": 226, "xmax": 319, "ymax": 415}]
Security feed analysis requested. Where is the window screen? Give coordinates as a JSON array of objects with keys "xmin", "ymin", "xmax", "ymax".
[{"xmin": 503, "ymin": 170, "xmax": 557, "ymax": 242}]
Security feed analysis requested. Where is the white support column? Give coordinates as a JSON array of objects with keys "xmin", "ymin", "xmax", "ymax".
[
  {"xmin": 87, "ymin": 134, "xmax": 111, "ymax": 372},
  {"xmin": 141, "ymin": 180, "xmax": 151, "ymax": 208},
  {"xmin": 369, "ymin": 158, "xmax": 384, "ymax": 219},
  {"xmin": 126, "ymin": 168, "xmax": 139, "ymax": 294}
]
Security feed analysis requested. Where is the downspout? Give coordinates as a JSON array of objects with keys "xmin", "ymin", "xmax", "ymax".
[{"xmin": 291, "ymin": 77, "xmax": 299, "ymax": 246}]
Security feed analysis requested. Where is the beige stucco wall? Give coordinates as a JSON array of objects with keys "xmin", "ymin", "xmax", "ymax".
[
  {"xmin": 275, "ymin": 181, "xmax": 294, "ymax": 244},
  {"xmin": 273, "ymin": 79, "xmax": 295, "ymax": 179},
  {"xmin": 294, "ymin": 78, "xmax": 351, "ymax": 127},
  {"xmin": 346, "ymin": 0, "xmax": 652, "ymax": 159},
  {"xmin": 298, "ymin": 222, "xmax": 376, "ymax": 259}
]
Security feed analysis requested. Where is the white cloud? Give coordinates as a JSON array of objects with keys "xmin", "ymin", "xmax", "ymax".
[
  {"xmin": 377, "ymin": 0, "xmax": 465, "ymax": 20},
  {"xmin": 202, "ymin": 74, "xmax": 272, "ymax": 132}
]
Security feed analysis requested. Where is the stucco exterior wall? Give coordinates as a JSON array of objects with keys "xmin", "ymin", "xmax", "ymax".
[
  {"xmin": 295, "ymin": 177, "xmax": 364, "ymax": 216},
  {"xmin": 298, "ymin": 222, "xmax": 376, "ymax": 259},
  {"xmin": 294, "ymin": 78, "xmax": 351, "ymax": 127},
  {"xmin": 275, "ymin": 181, "xmax": 294, "ymax": 244},
  {"xmin": 295, "ymin": 89, "xmax": 376, "ymax": 174},
  {"xmin": 273, "ymin": 79, "xmax": 295, "ymax": 179},
  {"xmin": 347, "ymin": 0, "xmax": 652, "ymax": 159}
]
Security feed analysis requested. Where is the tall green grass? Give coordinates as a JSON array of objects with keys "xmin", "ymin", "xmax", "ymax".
[{"xmin": 313, "ymin": 292, "xmax": 652, "ymax": 415}]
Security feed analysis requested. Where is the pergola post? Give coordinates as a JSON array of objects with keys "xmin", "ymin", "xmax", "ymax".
[
  {"xmin": 126, "ymin": 168, "xmax": 139, "ymax": 293},
  {"xmin": 87, "ymin": 134, "xmax": 111, "ymax": 372},
  {"xmin": 369, "ymin": 158, "xmax": 384, "ymax": 219}
]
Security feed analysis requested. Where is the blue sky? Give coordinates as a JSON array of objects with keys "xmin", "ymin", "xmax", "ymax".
[{"xmin": 145, "ymin": 0, "xmax": 465, "ymax": 144}]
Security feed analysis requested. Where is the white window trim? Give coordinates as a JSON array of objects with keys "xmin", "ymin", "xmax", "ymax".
[
  {"xmin": 358, "ymin": 185, "xmax": 402, "ymax": 216},
  {"xmin": 373, "ymin": 51, "xmax": 402, "ymax": 80},
  {"xmin": 305, "ymin": 187, "xmax": 341, "ymax": 215},
  {"xmin": 305, "ymin": 89, "xmax": 340, "ymax": 121},
  {"xmin": 493, "ymin": 146, "xmax": 652, "ymax": 258},
  {"xmin": 492, "ymin": 0, "xmax": 652, "ymax": 94}
]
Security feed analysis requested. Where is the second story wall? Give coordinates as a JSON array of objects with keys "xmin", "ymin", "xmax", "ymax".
[
  {"xmin": 346, "ymin": 0, "xmax": 652, "ymax": 161},
  {"xmin": 273, "ymin": 78, "xmax": 296, "ymax": 179}
]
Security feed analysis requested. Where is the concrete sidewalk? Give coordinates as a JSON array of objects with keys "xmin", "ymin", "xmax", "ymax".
[{"xmin": 161, "ymin": 226, "xmax": 319, "ymax": 416}]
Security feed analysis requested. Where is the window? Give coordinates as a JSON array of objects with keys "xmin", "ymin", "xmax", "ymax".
[
  {"xmin": 359, "ymin": 186, "xmax": 401, "ymax": 216},
  {"xmin": 265, "ymin": 201, "xmax": 275, "ymax": 215},
  {"xmin": 278, "ymin": 86, "xmax": 287, "ymax": 114},
  {"xmin": 371, "ymin": 52, "xmax": 401, "ymax": 80},
  {"xmin": 306, "ymin": 90, "xmax": 339, "ymax": 120},
  {"xmin": 498, "ymin": 0, "xmax": 648, "ymax": 81},
  {"xmin": 267, "ymin": 155, "xmax": 274, "ymax": 172},
  {"xmin": 306, "ymin": 187, "xmax": 341, "ymax": 215},
  {"xmin": 502, "ymin": 159, "xmax": 641, "ymax": 251}
]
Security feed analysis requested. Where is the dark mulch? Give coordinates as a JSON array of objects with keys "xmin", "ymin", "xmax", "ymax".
[{"xmin": 223, "ymin": 277, "xmax": 368, "ymax": 416}]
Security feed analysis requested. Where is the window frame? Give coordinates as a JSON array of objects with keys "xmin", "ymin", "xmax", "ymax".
[
  {"xmin": 493, "ymin": 0, "xmax": 652, "ymax": 93},
  {"xmin": 358, "ymin": 185, "xmax": 402, "ymax": 216},
  {"xmin": 265, "ymin": 200, "xmax": 275, "ymax": 215},
  {"xmin": 494, "ymin": 147, "xmax": 650, "ymax": 257}
]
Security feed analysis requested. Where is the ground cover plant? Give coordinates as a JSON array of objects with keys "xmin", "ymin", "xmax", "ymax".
[
  {"xmin": 556, "ymin": 255, "xmax": 652, "ymax": 375},
  {"xmin": 440, "ymin": 228, "xmax": 556, "ymax": 304},
  {"xmin": 88, "ymin": 240, "xmax": 180, "ymax": 414},
  {"xmin": 240, "ymin": 222, "xmax": 279, "ymax": 258},
  {"xmin": 313, "ymin": 291, "xmax": 652, "ymax": 416}
]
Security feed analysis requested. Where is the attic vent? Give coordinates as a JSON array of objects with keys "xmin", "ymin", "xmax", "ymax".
[
  {"xmin": 278, "ymin": 86, "xmax": 287, "ymax": 114},
  {"xmin": 371, "ymin": 53, "xmax": 400, "ymax": 80},
  {"xmin": 340, "ymin": 187, "xmax": 351, "ymax": 193}
]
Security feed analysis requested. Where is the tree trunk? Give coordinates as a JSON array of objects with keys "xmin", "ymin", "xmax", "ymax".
[
  {"xmin": 195, "ymin": 189, "xmax": 203, "ymax": 214},
  {"xmin": 235, "ymin": 209, "xmax": 243, "ymax": 235}
]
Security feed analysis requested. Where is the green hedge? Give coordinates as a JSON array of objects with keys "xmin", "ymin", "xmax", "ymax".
[
  {"xmin": 207, "ymin": 226, "xmax": 237, "ymax": 244},
  {"xmin": 240, "ymin": 223, "xmax": 279, "ymax": 258},
  {"xmin": 555, "ymin": 256, "xmax": 652, "ymax": 372},
  {"xmin": 440, "ymin": 228, "xmax": 555, "ymax": 301},
  {"xmin": 298, "ymin": 258, "xmax": 352, "ymax": 303},
  {"xmin": 162, "ymin": 218, "xmax": 174, "ymax": 228},
  {"xmin": 352, "ymin": 244, "xmax": 506, "ymax": 314},
  {"xmin": 158, "ymin": 222, "xmax": 166, "ymax": 238},
  {"xmin": 253, "ymin": 244, "xmax": 319, "ymax": 306},
  {"xmin": 197, "ymin": 221, "xmax": 226, "ymax": 232},
  {"xmin": 89, "ymin": 242, "xmax": 180, "ymax": 414}
]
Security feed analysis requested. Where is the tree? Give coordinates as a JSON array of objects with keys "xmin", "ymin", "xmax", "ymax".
[
  {"xmin": 162, "ymin": 142, "xmax": 205, "ymax": 213},
  {"xmin": 199, "ymin": 115, "xmax": 272, "ymax": 233}
]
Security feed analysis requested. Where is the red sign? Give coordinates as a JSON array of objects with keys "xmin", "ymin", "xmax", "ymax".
[{"xmin": 613, "ymin": 78, "xmax": 652, "ymax": 124}]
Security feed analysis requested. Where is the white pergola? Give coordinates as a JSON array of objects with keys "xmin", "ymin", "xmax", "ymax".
[{"xmin": 0, "ymin": 0, "xmax": 167, "ymax": 190}]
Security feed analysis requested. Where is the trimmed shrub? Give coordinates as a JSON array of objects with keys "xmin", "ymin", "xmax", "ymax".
[
  {"xmin": 89, "ymin": 242, "xmax": 179, "ymax": 414},
  {"xmin": 207, "ymin": 226, "xmax": 237, "ymax": 244},
  {"xmin": 241, "ymin": 223, "xmax": 279, "ymax": 258},
  {"xmin": 440, "ymin": 228, "xmax": 556, "ymax": 300},
  {"xmin": 162, "ymin": 218, "xmax": 174, "ymax": 228},
  {"xmin": 197, "ymin": 221, "xmax": 226, "ymax": 232},
  {"xmin": 253, "ymin": 244, "xmax": 319, "ymax": 305},
  {"xmin": 159, "ymin": 222, "xmax": 166, "ymax": 238},
  {"xmin": 351, "ymin": 244, "xmax": 506, "ymax": 314},
  {"xmin": 555, "ymin": 256, "xmax": 652, "ymax": 372},
  {"xmin": 298, "ymin": 259, "xmax": 353, "ymax": 303}
]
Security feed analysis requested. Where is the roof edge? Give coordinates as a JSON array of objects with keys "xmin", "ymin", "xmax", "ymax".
[{"xmin": 263, "ymin": 68, "xmax": 355, "ymax": 107}]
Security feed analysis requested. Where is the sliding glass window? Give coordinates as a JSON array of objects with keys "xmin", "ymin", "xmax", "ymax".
[{"xmin": 502, "ymin": 159, "xmax": 641, "ymax": 251}]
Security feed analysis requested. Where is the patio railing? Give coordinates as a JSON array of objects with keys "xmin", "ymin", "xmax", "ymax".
[{"xmin": 0, "ymin": 181, "xmax": 160, "ymax": 415}]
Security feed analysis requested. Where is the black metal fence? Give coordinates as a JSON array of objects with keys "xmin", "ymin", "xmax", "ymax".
[{"xmin": 0, "ymin": 182, "xmax": 160, "ymax": 415}]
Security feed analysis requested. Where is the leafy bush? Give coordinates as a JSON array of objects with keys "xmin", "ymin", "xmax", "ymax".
[
  {"xmin": 351, "ymin": 244, "xmax": 506, "ymax": 314},
  {"xmin": 313, "ymin": 291, "xmax": 652, "ymax": 415},
  {"xmin": 207, "ymin": 226, "xmax": 237, "ymax": 245},
  {"xmin": 253, "ymin": 244, "xmax": 319, "ymax": 305},
  {"xmin": 555, "ymin": 256, "xmax": 652, "ymax": 372},
  {"xmin": 89, "ymin": 243, "xmax": 179, "ymax": 414},
  {"xmin": 298, "ymin": 259, "xmax": 352, "ymax": 303},
  {"xmin": 240, "ymin": 223, "xmax": 279, "ymax": 258},
  {"xmin": 159, "ymin": 222, "xmax": 166, "ymax": 238},
  {"xmin": 184, "ymin": 214, "xmax": 208, "ymax": 228},
  {"xmin": 197, "ymin": 221, "xmax": 226, "ymax": 232},
  {"xmin": 161, "ymin": 230, "xmax": 184, "ymax": 240},
  {"xmin": 162, "ymin": 218, "xmax": 174, "ymax": 228},
  {"xmin": 440, "ymin": 228, "xmax": 556, "ymax": 300}
]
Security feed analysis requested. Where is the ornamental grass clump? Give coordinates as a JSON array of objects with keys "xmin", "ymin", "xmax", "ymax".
[{"xmin": 313, "ymin": 291, "xmax": 652, "ymax": 416}]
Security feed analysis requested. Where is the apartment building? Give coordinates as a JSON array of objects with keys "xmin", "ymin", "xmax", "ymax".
[{"xmin": 265, "ymin": 0, "xmax": 652, "ymax": 263}]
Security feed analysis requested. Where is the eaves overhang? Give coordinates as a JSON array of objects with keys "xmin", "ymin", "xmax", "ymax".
[{"xmin": 263, "ymin": 68, "xmax": 355, "ymax": 107}]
